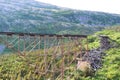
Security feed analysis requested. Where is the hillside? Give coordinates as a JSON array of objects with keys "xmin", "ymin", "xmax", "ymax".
[
  {"xmin": 0, "ymin": 29, "xmax": 120, "ymax": 79},
  {"xmin": 88, "ymin": 29, "xmax": 120, "ymax": 80},
  {"xmin": 0, "ymin": 0, "xmax": 120, "ymax": 34}
]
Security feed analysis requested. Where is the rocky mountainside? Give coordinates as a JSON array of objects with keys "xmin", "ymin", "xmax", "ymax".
[{"xmin": 0, "ymin": 0, "xmax": 120, "ymax": 34}]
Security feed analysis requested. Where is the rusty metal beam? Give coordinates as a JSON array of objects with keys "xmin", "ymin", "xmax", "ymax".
[{"xmin": 0, "ymin": 32, "xmax": 87, "ymax": 38}]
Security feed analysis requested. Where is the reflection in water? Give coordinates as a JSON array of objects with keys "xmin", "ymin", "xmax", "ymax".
[{"xmin": 0, "ymin": 45, "xmax": 5, "ymax": 54}]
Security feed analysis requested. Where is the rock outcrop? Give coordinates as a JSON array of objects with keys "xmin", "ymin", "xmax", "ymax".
[{"xmin": 77, "ymin": 35, "xmax": 112, "ymax": 75}]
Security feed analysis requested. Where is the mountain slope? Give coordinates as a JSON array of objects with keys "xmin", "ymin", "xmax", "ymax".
[
  {"xmin": 0, "ymin": 0, "xmax": 120, "ymax": 34},
  {"xmin": 87, "ymin": 30, "xmax": 120, "ymax": 80}
]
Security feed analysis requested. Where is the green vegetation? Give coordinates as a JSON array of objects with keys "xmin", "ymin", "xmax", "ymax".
[
  {"xmin": 0, "ymin": 29, "xmax": 120, "ymax": 79},
  {"xmin": 93, "ymin": 48, "xmax": 120, "ymax": 80}
]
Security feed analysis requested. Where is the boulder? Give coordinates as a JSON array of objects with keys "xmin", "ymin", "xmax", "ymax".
[{"xmin": 77, "ymin": 60, "xmax": 93, "ymax": 76}]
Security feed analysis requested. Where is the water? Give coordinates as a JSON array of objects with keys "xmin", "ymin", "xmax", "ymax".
[{"xmin": 0, "ymin": 44, "xmax": 5, "ymax": 54}]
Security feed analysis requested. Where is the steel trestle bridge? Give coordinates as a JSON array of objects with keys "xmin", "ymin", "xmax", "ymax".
[{"xmin": 0, "ymin": 32, "xmax": 88, "ymax": 79}]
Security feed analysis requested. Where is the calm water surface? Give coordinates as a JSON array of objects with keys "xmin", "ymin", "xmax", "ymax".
[{"xmin": 0, "ymin": 44, "xmax": 5, "ymax": 54}]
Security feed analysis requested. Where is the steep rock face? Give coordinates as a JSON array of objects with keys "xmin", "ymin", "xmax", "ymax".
[{"xmin": 0, "ymin": 0, "xmax": 120, "ymax": 34}]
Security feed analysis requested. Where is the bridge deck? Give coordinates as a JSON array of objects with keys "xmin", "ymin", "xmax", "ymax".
[{"xmin": 0, "ymin": 32, "xmax": 87, "ymax": 38}]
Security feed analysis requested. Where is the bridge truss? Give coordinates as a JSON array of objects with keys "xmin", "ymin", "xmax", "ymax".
[{"xmin": 0, "ymin": 32, "xmax": 88, "ymax": 79}]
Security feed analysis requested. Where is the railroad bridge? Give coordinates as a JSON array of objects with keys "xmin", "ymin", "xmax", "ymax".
[{"xmin": 0, "ymin": 32, "xmax": 89, "ymax": 79}]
